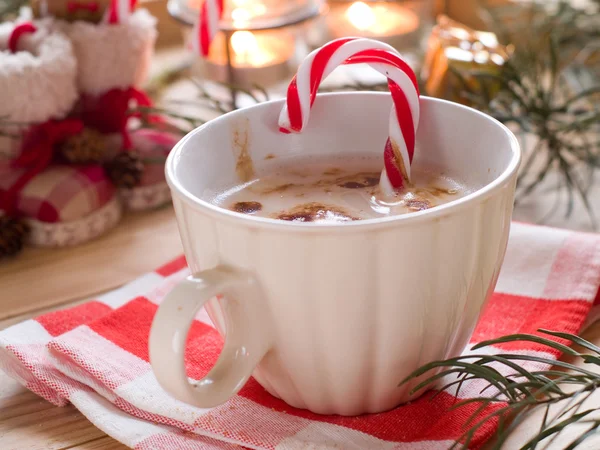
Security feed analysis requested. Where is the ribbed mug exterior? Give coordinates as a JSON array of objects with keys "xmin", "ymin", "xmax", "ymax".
[
  {"xmin": 159, "ymin": 93, "xmax": 521, "ymax": 415},
  {"xmin": 173, "ymin": 177, "xmax": 515, "ymax": 415}
]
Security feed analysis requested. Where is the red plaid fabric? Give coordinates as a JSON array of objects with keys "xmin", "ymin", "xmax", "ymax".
[
  {"xmin": 1, "ymin": 222, "xmax": 600, "ymax": 450},
  {"xmin": 0, "ymin": 164, "xmax": 115, "ymax": 223},
  {"xmin": 129, "ymin": 129, "xmax": 179, "ymax": 187}
]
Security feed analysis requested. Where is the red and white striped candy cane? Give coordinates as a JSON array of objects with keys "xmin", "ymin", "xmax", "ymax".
[
  {"xmin": 106, "ymin": 0, "xmax": 137, "ymax": 24},
  {"xmin": 278, "ymin": 38, "xmax": 420, "ymax": 192},
  {"xmin": 191, "ymin": 0, "xmax": 224, "ymax": 57}
]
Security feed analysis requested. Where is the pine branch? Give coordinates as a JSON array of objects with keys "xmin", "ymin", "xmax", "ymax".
[
  {"xmin": 134, "ymin": 79, "xmax": 271, "ymax": 135},
  {"xmin": 401, "ymin": 330, "xmax": 600, "ymax": 449},
  {"xmin": 455, "ymin": 1, "xmax": 600, "ymax": 228}
]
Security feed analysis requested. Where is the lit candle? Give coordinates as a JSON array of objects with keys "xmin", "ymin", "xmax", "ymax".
[
  {"xmin": 173, "ymin": 0, "xmax": 318, "ymax": 89},
  {"xmin": 202, "ymin": 29, "xmax": 296, "ymax": 87},
  {"xmin": 206, "ymin": 30, "xmax": 294, "ymax": 68},
  {"xmin": 327, "ymin": 1, "xmax": 421, "ymax": 48},
  {"xmin": 182, "ymin": 0, "xmax": 298, "ymax": 88}
]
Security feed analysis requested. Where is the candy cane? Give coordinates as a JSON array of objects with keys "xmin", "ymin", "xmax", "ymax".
[
  {"xmin": 278, "ymin": 38, "xmax": 420, "ymax": 192},
  {"xmin": 106, "ymin": 0, "xmax": 137, "ymax": 24},
  {"xmin": 191, "ymin": 0, "xmax": 224, "ymax": 57}
]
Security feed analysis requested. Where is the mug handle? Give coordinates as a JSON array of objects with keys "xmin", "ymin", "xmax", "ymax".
[{"xmin": 149, "ymin": 266, "xmax": 272, "ymax": 408}]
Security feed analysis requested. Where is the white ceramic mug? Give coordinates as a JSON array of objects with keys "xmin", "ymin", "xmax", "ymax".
[{"xmin": 149, "ymin": 93, "xmax": 521, "ymax": 416}]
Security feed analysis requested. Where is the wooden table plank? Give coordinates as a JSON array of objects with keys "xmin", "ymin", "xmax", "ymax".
[
  {"xmin": 0, "ymin": 379, "xmax": 55, "ymax": 422},
  {"xmin": 69, "ymin": 437, "xmax": 128, "ymax": 450},
  {"xmin": 0, "ymin": 375, "xmax": 108, "ymax": 450},
  {"xmin": 0, "ymin": 206, "xmax": 182, "ymax": 322},
  {"xmin": 0, "ymin": 407, "xmax": 107, "ymax": 450}
]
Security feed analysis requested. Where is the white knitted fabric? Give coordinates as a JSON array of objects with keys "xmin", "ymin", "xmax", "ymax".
[
  {"xmin": 0, "ymin": 19, "xmax": 78, "ymax": 125},
  {"xmin": 64, "ymin": 9, "xmax": 157, "ymax": 96}
]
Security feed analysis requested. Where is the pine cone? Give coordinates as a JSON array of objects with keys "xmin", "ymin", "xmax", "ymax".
[
  {"xmin": 0, "ymin": 215, "xmax": 29, "ymax": 258},
  {"xmin": 104, "ymin": 152, "xmax": 144, "ymax": 189},
  {"xmin": 59, "ymin": 128, "xmax": 107, "ymax": 164}
]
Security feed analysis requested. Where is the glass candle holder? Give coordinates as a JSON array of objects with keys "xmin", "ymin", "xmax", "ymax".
[
  {"xmin": 202, "ymin": 29, "xmax": 299, "ymax": 87},
  {"xmin": 318, "ymin": 0, "xmax": 434, "ymax": 68},
  {"xmin": 169, "ymin": 0, "xmax": 323, "ymax": 90},
  {"xmin": 171, "ymin": 0, "xmax": 322, "ymax": 30},
  {"xmin": 168, "ymin": 0, "xmax": 323, "ymax": 85}
]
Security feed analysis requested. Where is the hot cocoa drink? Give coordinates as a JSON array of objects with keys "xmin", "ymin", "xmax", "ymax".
[{"xmin": 205, "ymin": 154, "xmax": 472, "ymax": 223}]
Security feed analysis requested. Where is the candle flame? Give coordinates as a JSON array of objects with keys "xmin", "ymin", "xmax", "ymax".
[
  {"xmin": 231, "ymin": 31, "xmax": 259, "ymax": 57},
  {"xmin": 346, "ymin": 1, "xmax": 376, "ymax": 31}
]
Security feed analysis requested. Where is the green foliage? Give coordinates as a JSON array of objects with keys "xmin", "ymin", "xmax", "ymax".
[
  {"xmin": 133, "ymin": 75, "xmax": 271, "ymax": 136},
  {"xmin": 456, "ymin": 1, "xmax": 600, "ymax": 227},
  {"xmin": 401, "ymin": 330, "xmax": 600, "ymax": 449}
]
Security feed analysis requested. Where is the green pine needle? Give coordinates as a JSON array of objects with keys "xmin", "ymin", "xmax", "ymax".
[
  {"xmin": 400, "ymin": 330, "xmax": 600, "ymax": 449},
  {"xmin": 454, "ymin": 1, "xmax": 600, "ymax": 228}
]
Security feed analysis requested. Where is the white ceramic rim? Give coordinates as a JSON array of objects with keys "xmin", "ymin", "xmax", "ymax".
[{"xmin": 166, "ymin": 93, "xmax": 521, "ymax": 233}]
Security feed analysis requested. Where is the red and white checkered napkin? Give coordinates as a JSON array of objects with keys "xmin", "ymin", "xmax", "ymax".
[{"xmin": 2, "ymin": 223, "xmax": 600, "ymax": 450}]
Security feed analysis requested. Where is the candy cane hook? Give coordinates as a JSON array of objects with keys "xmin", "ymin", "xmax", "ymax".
[{"xmin": 278, "ymin": 38, "xmax": 420, "ymax": 192}]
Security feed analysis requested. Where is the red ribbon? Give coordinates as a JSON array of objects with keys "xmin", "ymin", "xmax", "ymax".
[
  {"xmin": 80, "ymin": 87, "xmax": 153, "ymax": 149},
  {"xmin": 0, "ymin": 87, "xmax": 156, "ymax": 217},
  {"xmin": 0, "ymin": 119, "xmax": 84, "ymax": 216},
  {"xmin": 67, "ymin": 1, "xmax": 99, "ymax": 13},
  {"xmin": 8, "ymin": 22, "xmax": 37, "ymax": 53}
]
